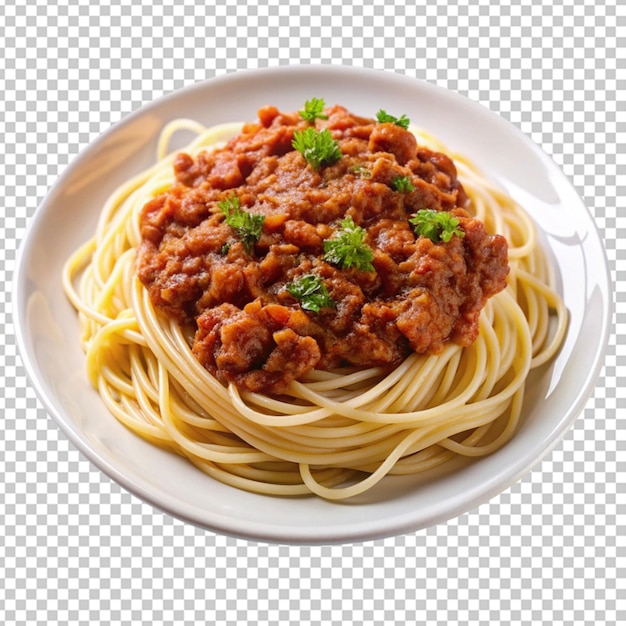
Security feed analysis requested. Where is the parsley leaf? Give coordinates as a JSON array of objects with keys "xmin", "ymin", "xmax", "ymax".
[
  {"xmin": 299, "ymin": 97, "xmax": 328, "ymax": 123},
  {"xmin": 218, "ymin": 195, "xmax": 265, "ymax": 253},
  {"xmin": 323, "ymin": 216, "xmax": 375, "ymax": 272},
  {"xmin": 292, "ymin": 127, "xmax": 342, "ymax": 171},
  {"xmin": 409, "ymin": 209, "xmax": 465, "ymax": 243},
  {"xmin": 391, "ymin": 175, "xmax": 415, "ymax": 193},
  {"xmin": 350, "ymin": 164, "xmax": 371, "ymax": 178},
  {"xmin": 286, "ymin": 274, "xmax": 335, "ymax": 313},
  {"xmin": 375, "ymin": 109, "xmax": 410, "ymax": 129}
]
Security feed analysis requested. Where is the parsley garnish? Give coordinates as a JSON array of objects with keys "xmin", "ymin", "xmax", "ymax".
[
  {"xmin": 350, "ymin": 164, "xmax": 371, "ymax": 178},
  {"xmin": 299, "ymin": 97, "xmax": 328, "ymax": 123},
  {"xmin": 323, "ymin": 216, "xmax": 375, "ymax": 272},
  {"xmin": 376, "ymin": 109, "xmax": 410, "ymax": 129},
  {"xmin": 218, "ymin": 195, "xmax": 265, "ymax": 253},
  {"xmin": 409, "ymin": 209, "xmax": 465, "ymax": 243},
  {"xmin": 286, "ymin": 274, "xmax": 335, "ymax": 313},
  {"xmin": 391, "ymin": 175, "xmax": 415, "ymax": 193},
  {"xmin": 292, "ymin": 127, "xmax": 342, "ymax": 171}
]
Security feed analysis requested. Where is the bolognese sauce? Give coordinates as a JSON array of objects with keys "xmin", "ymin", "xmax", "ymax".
[{"xmin": 136, "ymin": 104, "xmax": 509, "ymax": 394}]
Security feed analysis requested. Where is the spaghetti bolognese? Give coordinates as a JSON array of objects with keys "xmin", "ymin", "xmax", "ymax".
[{"xmin": 62, "ymin": 100, "xmax": 567, "ymax": 500}]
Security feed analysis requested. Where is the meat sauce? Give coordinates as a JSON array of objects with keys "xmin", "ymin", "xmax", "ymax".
[{"xmin": 137, "ymin": 105, "xmax": 509, "ymax": 394}]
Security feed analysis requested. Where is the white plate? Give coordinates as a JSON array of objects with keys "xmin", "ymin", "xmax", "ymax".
[{"xmin": 14, "ymin": 65, "xmax": 611, "ymax": 544}]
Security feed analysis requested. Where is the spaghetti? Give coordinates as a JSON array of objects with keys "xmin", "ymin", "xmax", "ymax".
[{"xmin": 62, "ymin": 107, "xmax": 567, "ymax": 500}]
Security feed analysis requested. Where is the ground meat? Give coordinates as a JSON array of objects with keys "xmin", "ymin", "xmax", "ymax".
[{"xmin": 137, "ymin": 104, "xmax": 509, "ymax": 394}]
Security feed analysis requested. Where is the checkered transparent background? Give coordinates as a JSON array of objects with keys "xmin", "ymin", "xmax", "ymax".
[{"xmin": 1, "ymin": 1, "xmax": 623, "ymax": 625}]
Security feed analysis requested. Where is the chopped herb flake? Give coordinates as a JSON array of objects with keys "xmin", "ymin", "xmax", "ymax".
[
  {"xmin": 218, "ymin": 196, "xmax": 265, "ymax": 253},
  {"xmin": 409, "ymin": 209, "xmax": 465, "ymax": 243},
  {"xmin": 323, "ymin": 216, "xmax": 375, "ymax": 272},
  {"xmin": 375, "ymin": 109, "xmax": 410, "ymax": 129},
  {"xmin": 286, "ymin": 274, "xmax": 335, "ymax": 313},
  {"xmin": 292, "ymin": 127, "xmax": 342, "ymax": 171},
  {"xmin": 391, "ymin": 175, "xmax": 415, "ymax": 193},
  {"xmin": 299, "ymin": 97, "xmax": 328, "ymax": 123}
]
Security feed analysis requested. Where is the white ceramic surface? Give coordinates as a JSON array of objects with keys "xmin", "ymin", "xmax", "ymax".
[{"xmin": 14, "ymin": 65, "xmax": 611, "ymax": 544}]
